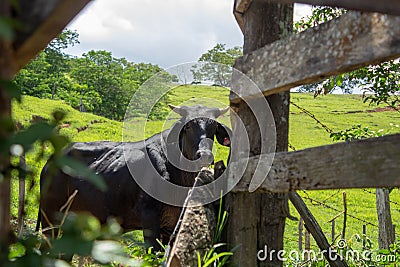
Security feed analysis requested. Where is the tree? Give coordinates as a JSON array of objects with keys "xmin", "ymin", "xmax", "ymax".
[
  {"xmin": 13, "ymin": 29, "xmax": 79, "ymax": 99},
  {"xmin": 70, "ymin": 50, "xmax": 167, "ymax": 120},
  {"xmin": 45, "ymin": 29, "xmax": 79, "ymax": 99},
  {"xmin": 350, "ymin": 60, "xmax": 400, "ymax": 108},
  {"xmin": 191, "ymin": 44, "xmax": 242, "ymax": 87},
  {"xmin": 69, "ymin": 50, "xmax": 128, "ymax": 120}
]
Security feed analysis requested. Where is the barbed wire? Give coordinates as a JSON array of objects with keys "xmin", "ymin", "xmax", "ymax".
[
  {"xmin": 290, "ymin": 101, "xmax": 334, "ymax": 134},
  {"xmin": 320, "ymin": 189, "xmax": 341, "ymax": 203},
  {"xmin": 300, "ymin": 191, "xmax": 378, "ymax": 227},
  {"xmin": 287, "ymin": 101, "xmax": 398, "ymax": 228},
  {"xmin": 362, "ymin": 188, "xmax": 400, "ymax": 207},
  {"xmin": 288, "ymin": 143, "xmax": 297, "ymax": 151}
]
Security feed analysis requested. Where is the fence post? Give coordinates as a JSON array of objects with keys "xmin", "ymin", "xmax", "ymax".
[
  {"xmin": 376, "ymin": 188, "xmax": 395, "ymax": 249},
  {"xmin": 332, "ymin": 220, "xmax": 335, "ymax": 244},
  {"xmin": 79, "ymin": 98, "xmax": 85, "ymax": 112},
  {"xmin": 305, "ymin": 230, "xmax": 310, "ymax": 261},
  {"xmin": 17, "ymin": 154, "xmax": 26, "ymax": 237},
  {"xmin": 342, "ymin": 191, "xmax": 347, "ymax": 239},
  {"xmin": 362, "ymin": 224, "xmax": 367, "ymax": 249},
  {"xmin": 299, "ymin": 217, "xmax": 303, "ymax": 251},
  {"xmin": 226, "ymin": 1, "xmax": 293, "ymax": 266}
]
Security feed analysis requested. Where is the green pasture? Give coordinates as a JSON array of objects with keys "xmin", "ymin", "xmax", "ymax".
[{"xmin": 11, "ymin": 85, "xmax": 400, "ymax": 255}]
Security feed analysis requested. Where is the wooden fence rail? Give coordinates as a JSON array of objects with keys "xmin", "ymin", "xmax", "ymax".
[{"xmin": 230, "ymin": 133, "xmax": 400, "ymax": 192}]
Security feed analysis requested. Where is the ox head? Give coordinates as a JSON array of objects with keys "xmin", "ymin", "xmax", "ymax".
[{"xmin": 168, "ymin": 104, "xmax": 230, "ymax": 168}]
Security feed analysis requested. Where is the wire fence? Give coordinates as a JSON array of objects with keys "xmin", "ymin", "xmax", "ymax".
[{"xmin": 285, "ymin": 100, "xmax": 400, "ymax": 252}]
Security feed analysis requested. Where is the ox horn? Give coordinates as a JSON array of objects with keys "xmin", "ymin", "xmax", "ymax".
[
  {"xmin": 168, "ymin": 104, "xmax": 187, "ymax": 117},
  {"xmin": 216, "ymin": 106, "xmax": 229, "ymax": 117}
]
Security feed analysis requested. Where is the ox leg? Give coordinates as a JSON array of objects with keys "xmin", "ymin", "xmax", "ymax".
[{"xmin": 140, "ymin": 197, "xmax": 162, "ymax": 251}]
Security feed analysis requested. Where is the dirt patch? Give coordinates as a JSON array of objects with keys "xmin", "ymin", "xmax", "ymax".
[
  {"xmin": 30, "ymin": 115, "xmax": 47, "ymax": 123},
  {"xmin": 90, "ymin": 119, "xmax": 105, "ymax": 124},
  {"xmin": 77, "ymin": 125, "xmax": 89, "ymax": 133},
  {"xmin": 344, "ymin": 106, "xmax": 400, "ymax": 114},
  {"xmin": 366, "ymin": 106, "xmax": 400, "ymax": 113}
]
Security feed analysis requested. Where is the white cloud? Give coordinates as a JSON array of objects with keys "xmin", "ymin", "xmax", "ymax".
[
  {"xmin": 294, "ymin": 3, "xmax": 312, "ymax": 22},
  {"xmin": 66, "ymin": 0, "xmax": 242, "ymax": 67},
  {"xmin": 66, "ymin": 1, "xmax": 311, "ymax": 68}
]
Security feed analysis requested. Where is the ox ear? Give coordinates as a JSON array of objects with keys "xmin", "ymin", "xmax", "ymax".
[
  {"xmin": 215, "ymin": 123, "xmax": 231, "ymax": 147},
  {"xmin": 168, "ymin": 104, "xmax": 187, "ymax": 117},
  {"xmin": 214, "ymin": 107, "xmax": 229, "ymax": 118}
]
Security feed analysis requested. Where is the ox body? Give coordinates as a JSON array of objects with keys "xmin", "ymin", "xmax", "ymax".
[{"xmin": 37, "ymin": 105, "xmax": 231, "ymax": 250}]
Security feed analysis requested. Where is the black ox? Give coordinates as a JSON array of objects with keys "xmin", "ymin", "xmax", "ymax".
[{"xmin": 36, "ymin": 105, "xmax": 231, "ymax": 250}]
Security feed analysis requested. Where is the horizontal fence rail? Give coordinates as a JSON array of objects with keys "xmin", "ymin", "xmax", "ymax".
[
  {"xmin": 230, "ymin": 133, "xmax": 400, "ymax": 192},
  {"xmin": 234, "ymin": 0, "xmax": 400, "ymax": 33},
  {"xmin": 231, "ymin": 11, "xmax": 400, "ymax": 102}
]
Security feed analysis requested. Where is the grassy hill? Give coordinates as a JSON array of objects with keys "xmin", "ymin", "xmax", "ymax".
[{"xmin": 11, "ymin": 86, "xmax": 400, "ymax": 255}]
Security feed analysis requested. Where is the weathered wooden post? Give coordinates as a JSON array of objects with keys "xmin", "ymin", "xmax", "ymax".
[
  {"xmin": 226, "ymin": 1, "xmax": 293, "ymax": 266},
  {"xmin": 376, "ymin": 188, "xmax": 395, "ymax": 249},
  {"xmin": 166, "ymin": 168, "xmax": 217, "ymax": 267},
  {"xmin": 17, "ymin": 154, "xmax": 26, "ymax": 237},
  {"xmin": 342, "ymin": 191, "xmax": 347, "ymax": 240},
  {"xmin": 305, "ymin": 230, "xmax": 310, "ymax": 261},
  {"xmin": 298, "ymin": 218, "xmax": 303, "ymax": 251},
  {"xmin": 362, "ymin": 224, "xmax": 366, "ymax": 249}
]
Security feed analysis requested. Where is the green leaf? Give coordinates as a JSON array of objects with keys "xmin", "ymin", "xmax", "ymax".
[
  {"xmin": 55, "ymin": 156, "xmax": 107, "ymax": 191},
  {"xmin": 10, "ymin": 122, "xmax": 55, "ymax": 152},
  {"xmin": 52, "ymin": 110, "xmax": 66, "ymax": 123},
  {"xmin": 197, "ymin": 251, "xmax": 202, "ymax": 267},
  {"xmin": 49, "ymin": 135, "xmax": 70, "ymax": 155},
  {"xmin": 202, "ymin": 252, "xmax": 233, "ymax": 267},
  {"xmin": 51, "ymin": 235, "xmax": 93, "ymax": 258},
  {"xmin": 92, "ymin": 240, "xmax": 140, "ymax": 265},
  {"xmin": 0, "ymin": 80, "xmax": 21, "ymax": 102}
]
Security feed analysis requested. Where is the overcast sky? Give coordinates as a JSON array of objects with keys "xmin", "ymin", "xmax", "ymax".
[{"xmin": 65, "ymin": 1, "xmax": 311, "ymax": 68}]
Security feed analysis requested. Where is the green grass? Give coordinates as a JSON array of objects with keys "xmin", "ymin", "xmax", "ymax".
[{"xmin": 10, "ymin": 87, "xmax": 400, "ymax": 259}]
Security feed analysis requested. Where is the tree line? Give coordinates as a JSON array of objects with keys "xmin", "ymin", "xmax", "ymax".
[{"xmin": 13, "ymin": 30, "xmax": 166, "ymax": 121}]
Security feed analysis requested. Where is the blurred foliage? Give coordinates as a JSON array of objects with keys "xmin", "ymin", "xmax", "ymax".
[
  {"xmin": 0, "ymin": 89, "xmax": 155, "ymax": 266},
  {"xmin": 378, "ymin": 238, "xmax": 400, "ymax": 266},
  {"xmin": 5, "ymin": 214, "xmax": 141, "ymax": 266},
  {"xmin": 330, "ymin": 124, "xmax": 384, "ymax": 142}
]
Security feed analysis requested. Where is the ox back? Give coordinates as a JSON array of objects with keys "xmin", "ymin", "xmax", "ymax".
[{"xmin": 37, "ymin": 105, "xmax": 231, "ymax": 251}]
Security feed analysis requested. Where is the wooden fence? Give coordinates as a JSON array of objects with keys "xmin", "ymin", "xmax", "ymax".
[
  {"xmin": 0, "ymin": 0, "xmax": 400, "ymax": 266},
  {"xmin": 227, "ymin": 1, "xmax": 400, "ymax": 266}
]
